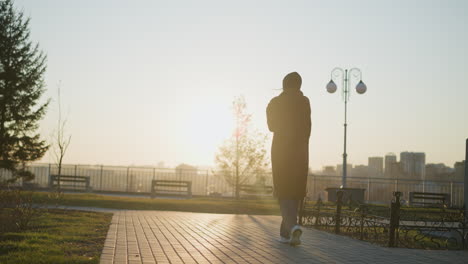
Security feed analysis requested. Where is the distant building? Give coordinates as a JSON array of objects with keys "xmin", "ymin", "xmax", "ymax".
[
  {"xmin": 336, "ymin": 164, "xmax": 353, "ymax": 177},
  {"xmin": 387, "ymin": 162, "xmax": 403, "ymax": 179},
  {"xmin": 157, "ymin": 161, "xmax": 165, "ymax": 168},
  {"xmin": 351, "ymin": 165, "xmax": 369, "ymax": 178},
  {"xmin": 454, "ymin": 161, "xmax": 465, "ymax": 181},
  {"xmin": 368, "ymin": 157, "xmax": 384, "ymax": 177},
  {"xmin": 425, "ymin": 163, "xmax": 454, "ymax": 181},
  {"xmin": 322, "ymin": 166, "xmax": 336, "ymax": 176},
  {"xmin": 384, "ymin": 153, "xmax": 397, "ymax": 177},
  {"xmin": 175, "ymin": 163, "xmax": 198, "ymax": 176},
  {"xmin": 400, "ymin": 152, "xmax": 426, "ymax": 180}
]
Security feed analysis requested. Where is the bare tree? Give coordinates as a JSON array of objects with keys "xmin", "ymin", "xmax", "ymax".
[
  {"xmin": 215, "ymin": 96, "xmax": 269, "ymax": 199},
  {"xmin": 51, "ymin": 81, "xmax": 71, "ymax": 191}
]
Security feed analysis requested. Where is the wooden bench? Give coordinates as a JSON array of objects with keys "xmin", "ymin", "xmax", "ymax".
[
  {"xmin": 409, "ymin": 192, "xmax": 450, "ymax": 208},
  {"xmin": 49, "ymin": 175, "xmax": 90, "ymax": 191},
  {"xmin": 239, "ymin": 184, "xmax": 273, "ymax": 195},
  {"xmin": 151, "ymin": 180, "xmax": 192, "ymax": 198}
]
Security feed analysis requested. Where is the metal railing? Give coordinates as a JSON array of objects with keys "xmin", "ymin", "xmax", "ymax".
[
  {"xmin": 0, "ymin": 163, "xmax": 464, "ymax": 206},
  {"xmin": 307, "ymin": 174, "xmax": 464, "ymax": 207},
  {"xmin": 301, "ymin": 191, "xmax": 468, "ymax": 249}
]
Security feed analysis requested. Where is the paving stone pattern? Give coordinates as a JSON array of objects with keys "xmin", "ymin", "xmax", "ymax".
[{"xmin": 99, "ymin": 210, "xmax": 468, "ymax": 264}]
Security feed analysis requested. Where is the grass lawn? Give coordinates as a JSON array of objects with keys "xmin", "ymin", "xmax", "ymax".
[
  {"xmin": 32, "ymin": 192, "xmax": 461, "ymax": 220},
  {"xmin": 33, "ymin": 192, "xmax": 282, "ymax": 215},
  {"xmin": 0, "ymin": 209, "xmax": 112, "ymax": 264}
]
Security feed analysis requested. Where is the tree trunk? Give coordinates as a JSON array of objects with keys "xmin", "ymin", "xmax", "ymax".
[
  {"xmin": 235, "ymin": 129, "xmax": 240, "ymax": 200},
  {"xmin": 57, "ymin": 156, "xmax": 62, "ymax": 191}
]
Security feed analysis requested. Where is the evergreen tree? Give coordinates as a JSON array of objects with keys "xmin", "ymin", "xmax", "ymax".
[{"xmin": 0, "ymin": 0, "xmax": 49, "ymax": 182}]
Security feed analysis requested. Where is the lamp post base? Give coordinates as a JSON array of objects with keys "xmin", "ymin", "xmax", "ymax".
[{"xmin": 326, "ymin": 187, "xmax": 366, "ymax": 204}]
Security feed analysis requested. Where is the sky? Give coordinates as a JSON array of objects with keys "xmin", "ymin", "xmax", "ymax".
[{"xmin": 12, "ymin": 0, "xmax": 468, "ymax": 170}]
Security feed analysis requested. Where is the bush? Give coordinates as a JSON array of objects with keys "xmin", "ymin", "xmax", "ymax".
[
  {"xmin": 0, "ymin": 184, "xmax": 54, "ymax": 233},
  {"xmin": 0, "ymin": 189, "xmax": 36, "ymax": 232}
]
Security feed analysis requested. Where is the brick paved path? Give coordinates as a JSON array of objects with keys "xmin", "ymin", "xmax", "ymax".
[{"xmin": 98, "ymin": 210, "xmax": 468, "ymax": 264}]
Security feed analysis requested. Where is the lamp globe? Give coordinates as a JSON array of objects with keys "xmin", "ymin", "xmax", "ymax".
[
  {"xmin": 326, "ymin": 80, "xmax": 337, "ymax": 93},
  {"xmin": 355, "ymin": 80, "xmax": 367, "ymax": 94}
]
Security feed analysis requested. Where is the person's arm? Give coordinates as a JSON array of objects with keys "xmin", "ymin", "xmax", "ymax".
[
  {"xmin": 266, "ymin": 99, "xmax": 277, "ymax": 132},
  {"xmin": 305, "ymin": 97, "xmax": 311, "ymax": 139}
]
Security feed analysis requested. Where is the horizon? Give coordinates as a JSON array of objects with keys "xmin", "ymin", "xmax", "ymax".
[
  {"xmin": 13, "ymin": 0, "xmax": 468, "ymax": 170},
  {"xmin": 30, "ymin": 148, "xmax": 463, "ymax": 172}
]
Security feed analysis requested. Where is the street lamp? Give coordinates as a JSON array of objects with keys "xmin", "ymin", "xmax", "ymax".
[
  {"xmin": 0, "ymin": 62, "xmax": 4, "ymax": 99},
  {"xmin": 326, "ymin": 67, "xmax": 367, "ymax": 188}
]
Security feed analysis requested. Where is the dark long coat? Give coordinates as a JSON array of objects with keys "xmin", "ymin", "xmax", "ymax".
[{"xmin": 267, "ymin": 89, "xmax": 311, "ymax": 199}]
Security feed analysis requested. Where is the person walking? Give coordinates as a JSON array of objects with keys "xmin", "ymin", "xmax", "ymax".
[{"xmin": 266, "ymin": 72, "xmax": 311, "ymax": 246}]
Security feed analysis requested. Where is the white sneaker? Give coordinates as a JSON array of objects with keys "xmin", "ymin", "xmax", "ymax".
[
  {"xmin": 289, "ymin": 225, "xmax": 302, "ymax": 246},
  {"xmin": 278, "ymin": 236, "xmax": 289, "ymax": 244}
]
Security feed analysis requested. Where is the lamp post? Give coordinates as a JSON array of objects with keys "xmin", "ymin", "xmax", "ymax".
[
  {"xmin": 464, "ymin": 138, "xmax": 467, "ymax": 217},
  {"xmin": 0, "ymin": 62, "xmax": 4, "ymax": 99},
  {"xmin": 326, "ymin": 67, "xmax": 367, "ymax": 188}
]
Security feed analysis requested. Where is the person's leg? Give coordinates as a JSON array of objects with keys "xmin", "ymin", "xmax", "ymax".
[
  {"xmin": 279, "ymin": 199, "xmax": 299, "ymax": 237},
  {"xmin": 280, "ymin": 219, "xmax": 289, "ymax": 238},
  {"xmin": 287, "ymin": 199, "xmax": 302, "ymax": 246},
  {"xmin": 279, "ymin": 199, "xmax": 289, "ymax": 239},
  {"xmin": 279, "ymin": 199, "xmax": 302, "ymax": 245}
]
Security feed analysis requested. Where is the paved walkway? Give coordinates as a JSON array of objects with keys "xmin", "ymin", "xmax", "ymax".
[{"xmin": 97, "ymin": 210, "xmax": 468, "ymax": 264}]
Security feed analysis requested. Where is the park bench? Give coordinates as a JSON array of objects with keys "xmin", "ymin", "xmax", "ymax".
[
  {"xmin": 151, "ymin": 180, "xmax": 192, "ymax": 198},
  {"xmin": 239, "ymin": 184, "xmax": 273, "ymax": 197},
  {"xmin": 49, "ymin": 174, "xmax": 91, "ymax": 191},
  {"xmin": 409, "ymin": 192, "xmax": 450, "ymax": 208}
]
